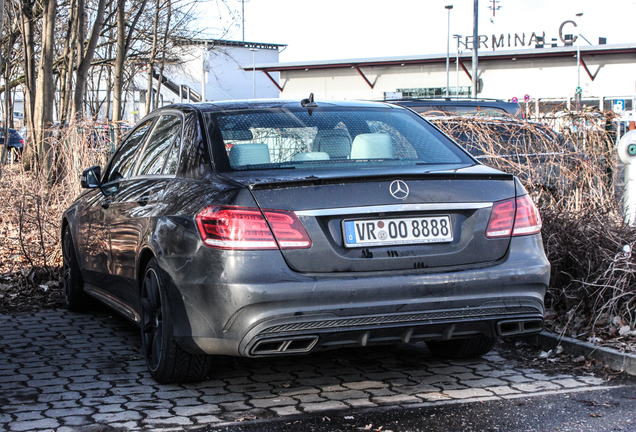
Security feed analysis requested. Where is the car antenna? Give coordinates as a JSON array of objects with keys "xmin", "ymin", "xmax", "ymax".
[{"xmin": 301, "ymin": 93, "xmax": 318, "ymax": 115}]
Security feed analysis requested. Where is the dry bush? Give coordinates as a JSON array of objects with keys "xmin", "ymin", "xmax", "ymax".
[
  {"xmin": 434, "ymin": 109, "xmax": 636, "ymax": 342},
  {"xmin": 0, "ymin": 123, "xmax": 112, "ymax": 310}
]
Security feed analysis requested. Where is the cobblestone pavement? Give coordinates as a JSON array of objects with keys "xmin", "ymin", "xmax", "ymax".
[{"xmin": 0, "ymin": 310, "xmax": 613, "ymax": 431}]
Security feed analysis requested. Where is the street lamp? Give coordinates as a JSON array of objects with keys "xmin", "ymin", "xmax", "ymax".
[
  {"xmin": 454, "ymin": 34, "xmax": 463, "ymax": 97},
  {"xmin": 575, "ymin": 12, "xmax": 583, "ymax": 109},
  {"xmin": 445, "ymin": 5, "xmax": 453, "ymax": 98},
  {"xmin": 249, "ymin": 47, "xmax": 258, "ymax": 99},
  {"xmin": 576, "ymin": 13, "xmax": 583, "ymax": 91}
]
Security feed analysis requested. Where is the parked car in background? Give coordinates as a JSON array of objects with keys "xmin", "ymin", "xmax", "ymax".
[
  {"xmin": 430, "ymin": 117, "xmax": 581, "ymax": 202},
  {"xmin": 1, "ymin": 128, "xmax": 25, "ymax": 162},
  {"xmin": 62, "ymin": 99, "xmax": 549, "ymax": 383},
  {"xmin": 389, "ymin": 98, "xmax": 524, "ymax": 119}
]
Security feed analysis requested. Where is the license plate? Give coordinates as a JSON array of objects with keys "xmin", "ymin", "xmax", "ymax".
[{"xmin": 343, "ymin": 216, "xmax": 453, "ymax": 248}]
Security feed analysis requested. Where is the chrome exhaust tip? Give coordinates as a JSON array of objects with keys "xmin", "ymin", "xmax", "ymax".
[
  {"xmin": 497, "ymin": 319, "xmax": 543, "ymax": 336},
  {"xmin": 251, "ymin": 336, "xmax": 319, "ymax": 355}
]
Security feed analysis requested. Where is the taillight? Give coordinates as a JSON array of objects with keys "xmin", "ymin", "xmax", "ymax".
[
  {"xmin": 512, "ymin": 195, "xmax": 542, "ymax": 236},
  {"xmin": 196, "ymin": 206, "xmax": 311, "ymax": 250},
  {"xmin": 486, "ymin": 198, "xmax": 516, "ymax": 238},
  {"xmin": 486, "ymin": 195, "xmax": 541, "ymax": 239}
]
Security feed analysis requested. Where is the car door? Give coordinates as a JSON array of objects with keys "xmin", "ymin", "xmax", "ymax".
[
  {"xmin": 108, "ymin": 113, "xmax": 184, "ymax": 307},
  {"xmin": 75, "ymin": 187, "xmax": 112, "ymax": 287},
  {"xmin": 84, "ymin": 118, "xmax": 156, "ymax": 292}
]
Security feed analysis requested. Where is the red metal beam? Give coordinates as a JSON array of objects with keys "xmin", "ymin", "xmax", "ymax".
[
  {"xmin": 263, "ymin": 71, "xmax": 283, "ymax": 92},
  {"xmin": 579, "ymin": 57, "xmax": 595, "ymax": 82},
  {"xmin": 354, "ymin": 66, "xmax": 374, "ymax": 89},
  {"xmin": 246, "ymin": 47, "xmax": 636, "ymax": 73},
  {"xmin": 459, "ymin": 61, "xmax": 472, "ymax": 80}
]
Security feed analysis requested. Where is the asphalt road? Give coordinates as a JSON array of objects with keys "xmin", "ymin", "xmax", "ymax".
[
  {"xmin": 1, "ymin": 309, "xmax": 634, "ymax": 431},
  {"xmin": 205, "ymin": 385, "xmax": 636, "ymax": 432}
]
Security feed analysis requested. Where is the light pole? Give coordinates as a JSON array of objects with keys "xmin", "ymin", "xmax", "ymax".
[
  {"xmin": 575, "ymin": 12, "xmax": 583, "ymax": 110},
  {"xmin": 471, "ymin": 0, "xmax": 479, "ymax": 98},
  {"xmin": 454, "ymin": 34, "xmax": 463, "ymax": 97},
  {"xmin": 249, "ymin": 47, "xmax": 258, "ymax": 99},
  {"xmin": 445, "ymin": 5, "xmax": 453, "ymax": 98}
]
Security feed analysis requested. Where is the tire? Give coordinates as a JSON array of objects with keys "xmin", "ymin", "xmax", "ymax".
[
  {"xmin": 425, "ymin": 335, "xmax": 498, "ymax": 360},
  {"xmin": 140, "ymin": 258, "xmax": 212, "ymax": 384},
  {"xmin": 62, "ymin": 225, "xmax": 90, "ymax": 312}
]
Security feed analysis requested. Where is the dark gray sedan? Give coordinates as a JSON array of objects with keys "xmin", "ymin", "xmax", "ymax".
[{"xmin": 62, "ymin": 98, "xmax": 549, "ymax": 383}]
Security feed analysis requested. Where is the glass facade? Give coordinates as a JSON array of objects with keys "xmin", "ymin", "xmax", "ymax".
[{"xmin": 397, "ymin": 87, "xmax": 472, "ymax": 98}]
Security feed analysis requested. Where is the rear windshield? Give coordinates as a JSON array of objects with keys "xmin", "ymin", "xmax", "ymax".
[{"xmin": 204, "ymin": 106, "xmax": 473, "ymax": 171}]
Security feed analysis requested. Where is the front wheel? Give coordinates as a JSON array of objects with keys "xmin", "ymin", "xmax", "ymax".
[
  {"xmin": 425, "ymin": 335, "xmax": 498, "ymax": 360},
  {"xmin": 140, "ymin": 258, "xmax": 212, "ymax": 384}
]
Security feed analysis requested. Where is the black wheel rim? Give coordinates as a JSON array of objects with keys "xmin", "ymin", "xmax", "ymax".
[
  {"xmin": 141, "ymin": 268, "xmax": 163, "ymax": 371},
  {"xmin": 62, "ymin": 230, "xmax": 72, "ymax": 304}
]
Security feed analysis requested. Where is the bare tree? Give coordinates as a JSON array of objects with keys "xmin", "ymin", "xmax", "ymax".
[
  {"xmin": 32, "ymin": 0, "xmax": 57, "ymax": 179},
  {"xmin": 72, "ymin": 0, "xmax": 107, "ymax": 121},
  {"xmin": 112, "ymin": 0, "xmax": 148, "ymax": 124},
  {"xmin": 18, "ymin": 0, "xmax": 37, "ymax": 168}
]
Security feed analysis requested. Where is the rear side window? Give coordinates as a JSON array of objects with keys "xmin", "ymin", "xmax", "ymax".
[
  {"xmin": 137, "ymin": 115, "xmax": 182, "ymax": 176},
  {"xmin": 105, "ymin": 118, "xmax": 155, "ymax": 183}
]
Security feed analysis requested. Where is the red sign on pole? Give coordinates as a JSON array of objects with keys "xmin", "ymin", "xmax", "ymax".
[
  {"xmin": 511, "ymin": 97, "xmax": 519, "ymax": 103},
  {"xmin": 524, "ymin": 94, "xmax": 531, "ymax": 102}
]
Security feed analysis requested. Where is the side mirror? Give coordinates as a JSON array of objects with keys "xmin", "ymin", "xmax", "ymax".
[{"xmin": 81, "ymin": 165, "xmax": 102, "ymax": 188}]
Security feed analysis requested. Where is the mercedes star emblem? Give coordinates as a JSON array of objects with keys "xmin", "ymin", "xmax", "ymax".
[{"xmin": 389, "ymin": 180, "xmax": 409, "ymax": 200}]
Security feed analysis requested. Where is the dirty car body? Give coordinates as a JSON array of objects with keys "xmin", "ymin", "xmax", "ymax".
[{"xmin": 62, "ymin": 99, "xmax": 550, "ymax": 383}]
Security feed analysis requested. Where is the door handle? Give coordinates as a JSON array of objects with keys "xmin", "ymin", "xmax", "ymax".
[
  {"xmin": 101, "ymin": 199, "xmax": 111, "ymax": 209},
  {"xmin": 137, "ymin": 192, "xmax": 151, "ymax": 206}
]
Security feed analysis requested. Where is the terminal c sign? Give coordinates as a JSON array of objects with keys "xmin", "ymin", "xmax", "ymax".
[{"xmin": 458, "ymin": 20, "xmax": 582, "ymax": 51}]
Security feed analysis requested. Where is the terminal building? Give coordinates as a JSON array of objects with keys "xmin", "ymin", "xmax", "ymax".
[{"xmin": 246, "ymin": 42, "xmax": 636, "ymax": 117}]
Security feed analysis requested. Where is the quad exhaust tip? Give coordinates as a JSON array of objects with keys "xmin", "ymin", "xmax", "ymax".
[
  {"xmin": 497, "ymin": 319, "xmax": 543, "ymax": 336},
  {"xmin": 252, "ymin": 336, "xmax": 319, "ymax": 355}
]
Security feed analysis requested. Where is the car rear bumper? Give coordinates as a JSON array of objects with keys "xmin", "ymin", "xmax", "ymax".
[{"xmin": 162, "ymin": 234, "xmax": 549, "ymax": 357}]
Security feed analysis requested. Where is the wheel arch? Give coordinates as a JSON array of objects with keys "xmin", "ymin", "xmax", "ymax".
[
  {"xmin": 137, "ymin": 248, "xmax": 156, "ymax": 291},
  {"xmin": 61, "ymin": 216, "xmax": 79, "ymax": 260}
]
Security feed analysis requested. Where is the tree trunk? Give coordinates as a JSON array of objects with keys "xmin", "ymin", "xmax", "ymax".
[
  {"xmin": 112, "ymin": 0, "xmax": 148, "ymax": 124},
  {"xmin": 58, "ymin": 0, "xmax": 78, "ymax": 127},
  {"xmin": 154, "ymin": 0, "xmax": 171, "ymax": 110},
  {"xmin": 32, "ymin": 0, "xmax": 57, "ymax": 180},
  {"xmin": 72, "ymin": 0, "xmax": 107, "ymax": 121},
  {"xmin": 18, "ymin": 0, "xmax": 36, "ymax": 169},
  {"xmin": 145, "ymin": 0, "xmax": 160, "ymax": 116},
  {"xmin": 104, "ymin": 0, "xmax": 115, "ymax": 122},
  {"xmin": 111, "ymin": 0, "xmax": 126, "ymax": 124}
]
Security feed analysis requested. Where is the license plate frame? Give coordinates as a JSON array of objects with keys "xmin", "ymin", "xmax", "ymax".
[{"xmin": 342, "ymin": 215, "xmax": 453, "ymax": 248}]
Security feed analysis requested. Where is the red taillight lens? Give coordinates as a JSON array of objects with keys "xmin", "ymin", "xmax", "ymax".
[
  {"xmin": 512, "ymin": 195, "xmax": 542, "ymax": 236},
  {"xmin": 196, "ymin": 206, "xmax": 311, "ymax": 250},
  {"xmin": 486, "ymin": 195, "xmax": 542, "ymax": 239},
  {"xmin": 486, "ymin": 198, "xmax": 516, "ymax": 238}
]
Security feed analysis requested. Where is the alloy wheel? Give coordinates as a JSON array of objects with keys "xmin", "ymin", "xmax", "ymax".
[{"xmin": 141, "ymin": 267, "xmax": 163, "ymax": 371}]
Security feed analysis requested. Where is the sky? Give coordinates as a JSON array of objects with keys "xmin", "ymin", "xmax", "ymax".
[{"xmin": 204, "ymin": 0, "xmax": 636, "ymax": 63}]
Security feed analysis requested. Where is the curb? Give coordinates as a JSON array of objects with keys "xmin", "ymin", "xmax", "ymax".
[{"xmin": 521, "ymin": 331, "xmax": 636, "ymax": 376}]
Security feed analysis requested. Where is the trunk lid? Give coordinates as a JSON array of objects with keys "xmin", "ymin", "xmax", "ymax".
[{"xmin": 222, "ymin": 165, "xmax": 517, "ymax": 273}]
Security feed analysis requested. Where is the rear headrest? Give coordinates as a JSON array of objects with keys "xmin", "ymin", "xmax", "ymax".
[
  {"xmin": 350, "ymin": 133, "xmax": 393, "ymax": 159},
  {"xmin": 313, "ymin": 129, "xmax": 352, "ymax": 159},
  {"xmin": 229, "ymin": 143, "xmax": 270, "ymax": 167}
]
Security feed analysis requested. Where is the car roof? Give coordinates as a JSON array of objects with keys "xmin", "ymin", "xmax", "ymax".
[{"xmin": 160, "ymin": 99, "xmax": 400, "ymax": 113}]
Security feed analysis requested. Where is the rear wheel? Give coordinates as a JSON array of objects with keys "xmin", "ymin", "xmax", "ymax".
[
  {"xmin": 425, "ymin": 335, "xmax": 498, "ymax": 360},
  {"xmin": 62, "ymin": 225, "xmax": 90, "ymax": 312},
  {"xmin": 140, "ymin": 258, "xmax": 212, "ymax": 384}
]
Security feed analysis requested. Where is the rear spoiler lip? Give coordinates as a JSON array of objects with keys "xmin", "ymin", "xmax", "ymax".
[{"xmin": 243, "ymin": 172, "xmax": 515, "ymax": 190}]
